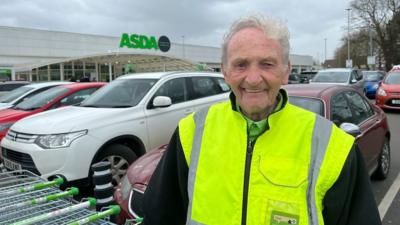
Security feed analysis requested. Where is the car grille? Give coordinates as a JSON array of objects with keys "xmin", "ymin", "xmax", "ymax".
[
  {"xmin": 6, "ymin": 130, "xmax": 38, "ymax": 143},
  {"xmin": 390, "ymin": 92, "xmax": 400, "ymax": 96},
  {"xmin": 1, "ymin": 147, "xmax": 41, "ymax": 175}
]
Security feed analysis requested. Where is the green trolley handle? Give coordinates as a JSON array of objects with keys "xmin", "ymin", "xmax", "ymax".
[
  {"xmin": 0, "ymin": 187, "xmax": 78, "ymax": 213},
  {"xmin": 10, "ymin": 197, "xmax": 96, "ymax": 225},
  {"xmin": 68, "ymin": 205, "xmax": 121, "ymax": 225},
  {"xmin": 0, "ymin": 177, "xmax": 64, "ymax": 196}
]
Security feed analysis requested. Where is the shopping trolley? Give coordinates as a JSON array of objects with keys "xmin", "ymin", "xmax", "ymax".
[{"xmin": 0, "ymin": 170, "xmax": 120, "ymax": 225}]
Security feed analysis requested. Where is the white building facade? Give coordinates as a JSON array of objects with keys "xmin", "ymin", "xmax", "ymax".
[{"xmin": 0, "ymin": 26, "xmax": 314, "ymax": 82}]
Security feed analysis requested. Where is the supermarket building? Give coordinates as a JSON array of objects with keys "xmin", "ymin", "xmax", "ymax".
[{"xmin": 0, "ymin": 26, "xmax": 314, "ymax": 82}]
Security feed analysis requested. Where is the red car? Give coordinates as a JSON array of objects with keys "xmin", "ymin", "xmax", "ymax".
[
  {"xmin": 114, "ymin": 84, "xmax": 391, "ymax": 224},
  {"xmin": 0, "ymin": 82, "xmax": 105, "ymax": 141},
  {"xmin": 376, "ymin": 69, "xmax": 400, "ymax": 110}
]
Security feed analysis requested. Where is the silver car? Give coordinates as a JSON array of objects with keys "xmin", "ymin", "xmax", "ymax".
[{"xmin": 311, "ymin": 68, "xmax": 365, "ymax": 94}]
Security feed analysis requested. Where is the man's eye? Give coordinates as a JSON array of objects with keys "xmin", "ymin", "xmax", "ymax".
[
  {"xmin": 235, "ymin": 62, "xmax": 247, "ymax": 69},
  {"xmin": 260, "ymin": 62, "xmax": 273, "ymax": 68}
]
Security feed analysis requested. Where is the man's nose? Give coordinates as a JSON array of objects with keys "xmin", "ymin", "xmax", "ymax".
[{"xmin": 245, "ymin": 66, "xmax": 263, "ymax": 85}]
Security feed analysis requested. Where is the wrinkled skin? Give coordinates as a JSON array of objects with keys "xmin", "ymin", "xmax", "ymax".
[{"xmin": 222, "ymin": 27, "xmax": 291, "ymax": 121}]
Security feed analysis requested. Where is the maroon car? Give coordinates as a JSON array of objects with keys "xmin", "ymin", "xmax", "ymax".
[{"xmin": 114, "ymin": 83, "xmax": 391, "ymax": 223}]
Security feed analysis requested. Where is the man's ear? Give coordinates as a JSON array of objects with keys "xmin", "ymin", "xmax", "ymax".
[
  {"xmin": 282, "ymin": 62, "xmax": 291, "ymax": 85},
  {"xmin": 221, "ymin": 63, "xmax": 226, "ymax": 77}
]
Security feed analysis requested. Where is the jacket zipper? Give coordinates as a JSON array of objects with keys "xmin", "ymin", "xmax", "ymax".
[{"xmin": 241, "ymin": 139, "xmax": 254, "ymax": 225}]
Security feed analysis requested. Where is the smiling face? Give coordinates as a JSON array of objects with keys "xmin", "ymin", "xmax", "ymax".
[{"xmin": 222, "ymin": 27, "xmax": 290, "ymax": 121}]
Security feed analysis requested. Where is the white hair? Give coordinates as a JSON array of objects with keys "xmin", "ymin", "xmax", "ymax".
[{"xmin": 221, "ymin": 14, "xmax": 290, "ymax": 64}]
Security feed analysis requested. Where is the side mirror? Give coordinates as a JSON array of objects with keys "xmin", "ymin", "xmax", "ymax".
[
  {"xmin": 340, "ymin": 122, "xmax": 361, "ymax": 137},
  {"xmin": 153, "ymin": 96, "xmax": 172, "ymax": 108}
]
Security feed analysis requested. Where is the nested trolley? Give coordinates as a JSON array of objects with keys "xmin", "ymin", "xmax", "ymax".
[{"xmin": 0, "ymin": 170, "xmax": 119, "ymax": 225}]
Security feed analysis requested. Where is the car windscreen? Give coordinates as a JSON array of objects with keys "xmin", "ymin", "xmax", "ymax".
[
  {"xmin": 14, "ymin": 86, "xmax": 70, "ymax": 110},
  {"xmin": 0, "ymin": 86, "xmax": 34, "ymax": 103},
  {"xmin": 312, "ymin": 71, "xmax": 350, "ymax": 83},
  {"xmin": 364, "ymin": 72, "xmax": 381, "ymax": 81},
  {"xmin": 289, "ymin": 74, "xmax": 300, "ymax": 81},
  {"xmin": 384, "ymin": 72, "xmax": 400, "ymax": 84},
  {"xmin": 288, "ymin": 96, "xmax": 324, "ymax": 116},
  {"xmin": 80, "ymin": 78, "xmax": 158, "ymax": 108}
]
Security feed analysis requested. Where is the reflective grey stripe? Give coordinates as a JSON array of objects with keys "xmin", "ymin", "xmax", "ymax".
[
  {"xmin": 307, "ymin": 115, "xmax": 333, "ymax": 225},
  {"xmin": 186, "ymin": 107, "xmax": 209, "ymax": 225}
]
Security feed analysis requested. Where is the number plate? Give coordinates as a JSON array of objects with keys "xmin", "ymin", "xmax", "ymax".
[
  {"xmin": 3, "ymin": 158, "xmax": 22, "ymax": 171},
  {"xmin": 392, "ymin": 99, "xmax": 400, "ymax": 105}
]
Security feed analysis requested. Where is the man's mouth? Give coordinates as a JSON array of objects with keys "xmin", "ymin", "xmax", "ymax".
[{"xmin": 242, "ymin": 88, "xmax": 265, "ymax": 93}]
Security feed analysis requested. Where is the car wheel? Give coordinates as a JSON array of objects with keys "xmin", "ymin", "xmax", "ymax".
[
  {"xmin": 94, "ymin": 144, "xmax": 138, "ymax": 186},
  {"xmin": 373, "ymin": 138, "xmax": 390, "ymax": 180}
]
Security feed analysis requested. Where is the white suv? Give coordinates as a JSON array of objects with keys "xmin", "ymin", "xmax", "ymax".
[{"xmin": 1, "ymin": 72, "xmax": 230, "ymax": 186}]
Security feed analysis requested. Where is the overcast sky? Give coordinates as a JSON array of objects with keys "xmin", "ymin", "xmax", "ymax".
[{"xmin": 0, "ymin": 0, "xmax": 353, "ymax": 62}]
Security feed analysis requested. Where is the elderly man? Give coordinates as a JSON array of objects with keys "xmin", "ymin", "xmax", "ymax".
[{"xmin": 142, "ymin": 14, "xmax": 381, "ymax": 225}]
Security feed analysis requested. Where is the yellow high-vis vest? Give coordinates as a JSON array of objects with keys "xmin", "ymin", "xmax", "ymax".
[{"xmin": 179, "ymin": 100, "xmax": 354, "ymax": 225}]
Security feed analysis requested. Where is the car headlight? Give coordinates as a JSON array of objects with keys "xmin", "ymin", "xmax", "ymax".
[
  {"xmin": 120, "ymin": 174, "xmax": 132, "ymax": 200},
  {"xmin": 0, "ymin": 122, "xmax": 14, "ymax": 132},
  {"xmin": 373, "ymin": 84, "xmax": 379, "ymax": 89},
  {"xmin": 35, "ymin": 130, "xmax": 88, "ymax": 149},
  {"xmin": 377, "ymin": 88, "xmax": 387, "ymax": 96}
]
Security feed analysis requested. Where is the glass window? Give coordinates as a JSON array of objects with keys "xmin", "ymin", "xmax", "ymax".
[
  {"xmin": 289, "ymin": 96, "xmax": 324, "ymax": 116},
  {"xmin": 0, "ymin": 86, "xmax": 34, "ymax": 103},
  {"xmin": 190, "ymin": 77, "xmax": 221, "ymax": 99},
  {"xmin": 331, "ymin": 93, "xmax": 353, "ymax": 126},
  {"xmin": 81, "ymin": 79, "xmax": 157, "ymax": 108},
  {"xmin": 14, "ymin": 87, "xmax": 70, "ymax": 110},
  {"xmin": 152, "ymin": 78, "xmax": 186, "ymax": 104},
  {"xmin": 384, "ymin": 72, "xmax": 400, "ymax": 84},
  {"xmin": 313, "ymin": 71, "xmax": 350, "ymax": 83},
  {"xmin": 344, "ymin": 91, "xmax": 374, "ymax": 124},
  {"xmin": 216, "ymin": 78, "xmax": 230, "ymax": 92},
  {"xmin": 59, "ymin": 88, "xmax": 99, "ymax": 106}
]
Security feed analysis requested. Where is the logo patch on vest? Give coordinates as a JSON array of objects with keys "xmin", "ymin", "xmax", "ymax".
[{"xmin": 270, "ymin": 210, "xmax": 299, "ymax": 225}]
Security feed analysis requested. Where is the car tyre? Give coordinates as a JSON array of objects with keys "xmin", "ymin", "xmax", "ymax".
[
  {"xmin": 373, "ymin": 138, "xmax": 390, "ymax": 180},
  {"xmin": 94, "ymin": 144, "xmax": 138, "ymax": 186}
]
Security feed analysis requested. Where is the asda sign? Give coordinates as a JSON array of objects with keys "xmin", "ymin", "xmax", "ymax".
[{"xmin": 119, "ymin": 33, "xmax": 171, "ymax": 52}]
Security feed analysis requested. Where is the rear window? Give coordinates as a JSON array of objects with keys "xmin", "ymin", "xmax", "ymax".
[
  {"xmin": 313, "ymin": 71, "xmax": 350, "ymax": 83},
  {"xmin": 289, "ymin": 96, "xmax": 324, "ymax": 116}
]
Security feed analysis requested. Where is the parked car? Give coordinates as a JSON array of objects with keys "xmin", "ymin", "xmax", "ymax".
[
  {"xmin": 363, "ymin": 71, "xmax": 385, "ymax": 98},
  {"xmin": 114, "ymin": 83, "xmax": 390, "ymax": 223},
  {"xmin": 0, "ymin": 72, "xmax": 230, "ymax": 188},
  {"xmin": 300, "ymin": 71, "xmax": 318, "ymax": 83},
  {"xmin": 0, "ymin": 81, "xmax": 30, "ymax": 97},
  {"xmin": 0, "ymin": 82, "xmax": 72, "ymax": 110},
  {"xmin": 0, "ymin": 82, "xmax": 105, "ymax": 145},
  {"xmin": 288, "ymin": 73, "xmax": 301, "ymax": 84},
  {"xmin": 375, "ymin": 69, "xmax": 400, "ymax": 110},
  {"xmin": 311, "ymin": 68, "xmax": 365, "ymax": 94}
]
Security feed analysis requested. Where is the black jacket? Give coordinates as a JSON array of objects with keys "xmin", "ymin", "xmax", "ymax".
[{"xmin": 143, "ymin": 92, "xmax": 381, "ymax": 225}]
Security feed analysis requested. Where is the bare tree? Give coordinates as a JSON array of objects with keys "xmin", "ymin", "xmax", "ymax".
[{"xmin": 351, "ymin": 0, "xmax": 400, "ymax": 71}]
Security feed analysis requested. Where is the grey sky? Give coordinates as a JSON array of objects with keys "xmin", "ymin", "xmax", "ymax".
[{"xmin": 0, "ymin": 0, "xmax": 352, "ymax": 62}]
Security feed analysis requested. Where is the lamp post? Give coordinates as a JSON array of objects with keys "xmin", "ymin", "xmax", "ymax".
[
  {"xmin": 346, "ymin": 8, "xmax": 351, "ymax": 67},
  {"xmin": 324, "ymin": 38, "xmax": 327, "ymax": 67},
  {"xmin": 182, "ymin": 35, "xmax": 185, "ymax": 59}
]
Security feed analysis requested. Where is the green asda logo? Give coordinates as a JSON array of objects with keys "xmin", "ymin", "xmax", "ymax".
[{"xmin": 119, "ymin": 33, "xmax": 171, "ymax": 52}]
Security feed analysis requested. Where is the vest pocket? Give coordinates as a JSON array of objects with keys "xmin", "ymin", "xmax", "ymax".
[{"xmin": 258, "ymin": 156, "xmax": 307, "ymax": 187}]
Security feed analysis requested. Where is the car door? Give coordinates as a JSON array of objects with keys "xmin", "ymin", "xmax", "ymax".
[
  {"xmin": 343, "ymin": 91, "xmax": 384, "ymax": 171},
  {"xmin": 350, "ymin": 70, "xmax": 364, "ymax": 94},
  {"xmin": 145, "ymin": 77, "xmax": 191, "ymax": 150}
]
